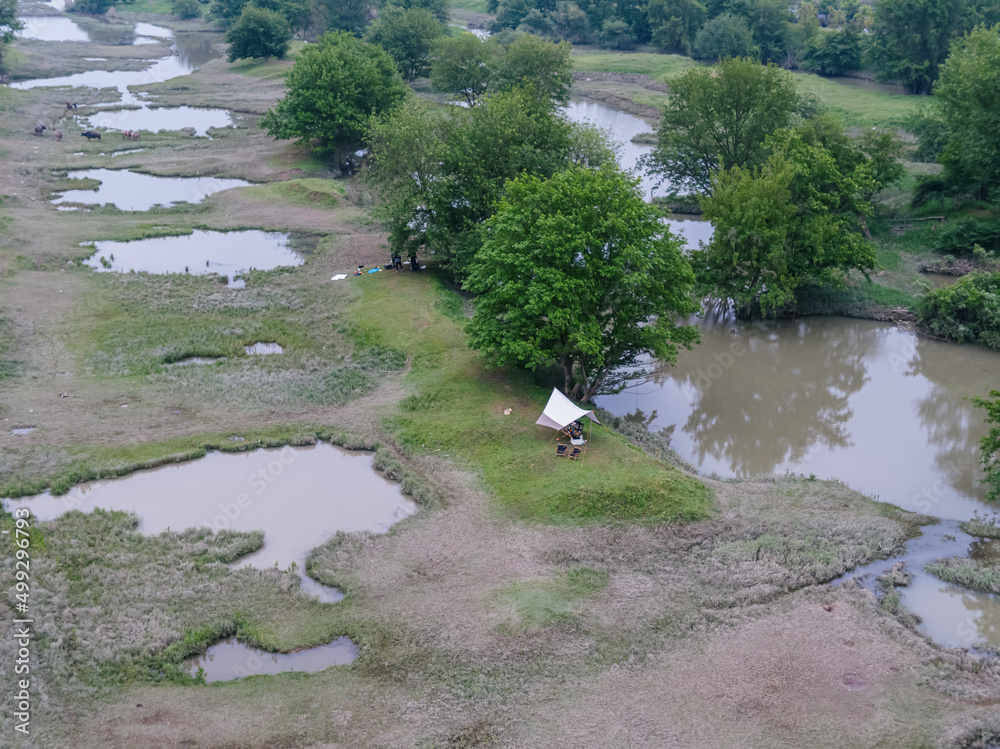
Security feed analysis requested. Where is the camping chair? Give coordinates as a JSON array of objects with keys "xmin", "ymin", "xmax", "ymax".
[
  {"xmin": 555, "ymin": 444, "xmax": 568, "ymax": 458},
  {"xmin": 569, "ymin": 447, "xmax": 582, "ymax": 461}
]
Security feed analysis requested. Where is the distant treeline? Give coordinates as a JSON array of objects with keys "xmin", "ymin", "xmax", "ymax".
[{"xmin": 484, "ymin": 0, "xmax": 1000, "ymax": 93}]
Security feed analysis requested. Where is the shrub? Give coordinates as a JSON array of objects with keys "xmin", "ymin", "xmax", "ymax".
[
  {"xmin": 173, "ymin": 0, "xmax": 202, "ymax": 18},
  {"xmin": 226, "ymin": 5, "xmax": 291, "ymax": 61},
  {"xmin": 933, "ymin": 216, "xmax": 1000, "ymax": 256},
  {"xmin": 918, "ymin": 271, "xmax": 1000, "ymax": 349}
]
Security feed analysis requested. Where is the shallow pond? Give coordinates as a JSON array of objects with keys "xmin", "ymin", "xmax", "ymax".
[
  {"xmin": 83, "ymin": 230, "xmax": 300, "ymax": 276},
  {"xmin": 245, "ymin": 342, "xmax": 284, "ymax": 355},
  {"xmin": 562, "ymin": 99, "xmax": 664, "ymax": 199},
  {"xmin": 16, "ymin": 16, "xmax": 90, "ymax": 42},
  {"xmin": 187, "ymin": 637, "xmax": 357, "ymax": 683},
  {"xmin": 3, "ymin": 442, "xmax": 417, "ymax": 603},
  {"xmin": 81, "ymin": 105, "xmax": 235, "ymax": 137},
  {"xmin": 598, "ymin": 315, "xmax": 1000, "ymax": 648},
  {"xmin": 52, "ymin": 168, "xmax": 249, "ymax": 211}
]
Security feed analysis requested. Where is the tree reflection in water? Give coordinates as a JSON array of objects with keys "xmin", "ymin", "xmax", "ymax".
[
  {"xmin": 649, "ymin": 317, "xmax": 875, "ymax": 476},
  {"xmin": 907, "ymin": 337, "xmax": 993, "ymax": 500}
]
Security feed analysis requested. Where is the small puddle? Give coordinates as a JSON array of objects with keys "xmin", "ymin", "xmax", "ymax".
[
  {"xmin": 166, "ymin": 356, "xmax": 221, "ymax": 367},
  {"xmin": 110, "ymin": 148, "xmax": 146, "ymax": 157},
  {"xmin": 3, "ymin": 443, "xmax": 417, "ymax": 603},
  {"xmin": 228, "ymin": 278, "xmax": 246, "ymax": 289},
  {"xmin": 245, "ymin": 342, "xmax": 283, "ymax": 356},
  {"xmin": 10, "ymin": 427, "xmax": 35, "ymax": 436},
  {"xmin": 922, "ymin": 272, "xmax": 961, "ymax": 289},
  {"xmin": 187, "ymin": 636, "xmax": 357, "ymax": 683},
  {"xmin": 83, "ymin": 230, "xmax": 301, "ymax": 275},
  {"xmin": 53, "ymin": 169, "xmax": 249, "ymax": 211},
  {"xmin": 82, "ymin": 106, "xmax": 235, "ymax": 137},
  {"xmin": 16, "ymin": 16, "xmax": 90, "ymax": 42}
]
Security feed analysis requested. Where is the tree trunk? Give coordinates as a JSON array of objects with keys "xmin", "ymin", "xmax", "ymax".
[
  {"xmin": 858, "ymin": 213, "xmax": 872, "ymax": 241},
  {"xmin": 561, "ymin": 359, "xmax": 574, "ymax": 398}
]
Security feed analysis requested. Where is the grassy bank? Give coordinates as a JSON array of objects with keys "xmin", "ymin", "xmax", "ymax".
[{"xmin": 351, "ymin": 270, "xmax": 713, "ymax": 524}]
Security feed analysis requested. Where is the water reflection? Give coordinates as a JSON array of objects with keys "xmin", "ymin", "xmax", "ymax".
[
  {"xmin": 600, "ymin": 317, "xmax": 993, "ymax": 518},
  {"xmin": 16, "ymin": 16, "xmax": 90, "ymax": 42}
]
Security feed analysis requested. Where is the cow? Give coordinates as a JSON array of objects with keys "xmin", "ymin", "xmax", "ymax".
[
  {"xmin": 81, "ymin": 130, "xmax": 102, "ymax": 141},
  {"xmin": 34, "ymin": 124, "xmax": 46, "ymax": 136},
  {"xmin": 130, "ymin": 131, "xmax": 140, "ymax": 141},
  {"xmin": 122, "ymin": 129, "xmax": 132, "ymax": 140},
  {"xmin": 54, "ymin": 131, "xmax": 62, "ymax": 141},
  {"xmin": 66, "ymin": 102, "xmax": 78, "ymax": 109}
]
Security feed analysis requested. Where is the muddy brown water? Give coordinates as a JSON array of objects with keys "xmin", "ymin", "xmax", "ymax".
[
  {"xmin": 599, "ymin": 314, "xmax": 1000, "ymax": 649},
  {"xmin": 187, "ymin": 636, "xmax": 357, "ymax": 683},
  {"xmin": 83, "ymin": 229, "xmax": 300, "ymax": 276},
  {"xmin": 54, "ymin": 169, "xmax": 250, "ymax": 211},
  {"xmin": 3, "ymin": 442, "xmax": 417, "ymax": 604}
]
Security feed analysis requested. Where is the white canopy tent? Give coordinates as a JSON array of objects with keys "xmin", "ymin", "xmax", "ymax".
[{"xmin": 535, "ymin": 388, "xmax": 601, "ymax": 431}]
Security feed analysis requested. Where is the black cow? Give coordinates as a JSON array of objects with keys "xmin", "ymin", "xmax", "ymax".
[
  {"xmin": 81, "ymin": 131, "xmax": 102, "ymax": 141},
  {"xmin": 34, "ymin": 124, "xmax": 46, "ymax": 136}
]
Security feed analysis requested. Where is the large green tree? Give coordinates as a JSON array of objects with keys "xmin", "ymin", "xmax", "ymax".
[
  {"xmin": 465, "ymin": 165, "xmax": 699, "ymax": 402},
  {"xmin": 935, "ymin": 25, "xmax": 1000, "ymax": 202},
  {"xmin": 261, "ymin": 32, "xmax": 407, "ymax": 162},
  {"xmin": 647, "ymin": 0, "xmax": 706, "ymax": 55},
  {"xmin": 226, "ymin": 6, "xmax": 292, "ymax": 61},
  {"xmin": 365, "ymin": 5, "xmax": 443, "ymax": 81},
  {"xmin": 319, "ymin": 0, "xmax": 373, "ymax": 33},
  {"xmin": 648, "ymin": 57, "xmax": 798, "ymax": 194},
  {"xmin": 695, "ymin": 127, "xmax": 877, "ymax": 316},
  {"xmin": 493, "ymin": 34, "xmax": 573, "ymax": 105},
  {"xmin": 430, "ymin": 33, "xmax": 499, "ymax": 106},
  {"xmin": 366, "ymin": 87, "xmax": 579, "ymax": 277},
  {"xmin": 869, "ymin": 0, "xmax": 969, "ymax": 94},
  {"xmin": 801, "ymin": 26, "xmax": 863, "ymax": 75},
  {"xmin": 725, "ymin": 0, "xmax": 793, "ymax": 63},
  {"xmin": 692, "ymin": 12, "xmax": 756, "ymax": 60},
  {"xmin": 379, "ymin": 0, "xmax": 449, "ymax": 24},
  {"xmin": 0, "ymin": 0, "xmax": 23, "ymax": 69}
]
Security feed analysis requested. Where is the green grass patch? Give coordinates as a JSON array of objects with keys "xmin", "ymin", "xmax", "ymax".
[
  {"xmin": 449, "ymin": 0, "xmax": 489, "ymax": 12},
  {"xmin": 113, "ymin": 0, "xmax": 175, "ymax": 14},
  {"xmin": 228, "ymin": 43, "xmax": 304, "ymax": 79},
  {"xmin": 243, "ymin": 178, "xmax": 345, "ymax": 208},
  {"xmin": 790, "ymin": 71, "xmax": 922, "ymax": 129},
  {"xmin": 926, "ymin": 557, "xmax": 1000, "ymax": 594},
  {"xmin": 492, "ymin": 567, "xmax": 609, "ymax": 631},
  {"xmin": 352, "ymin": 270, "xmax": 712, "ymax": 524},
  {"xmin": 572, "ymin": 51, "xmax": 700, "ymax": 80}
]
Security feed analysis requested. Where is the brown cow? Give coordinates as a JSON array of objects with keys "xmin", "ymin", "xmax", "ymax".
[{"xmin": 54, "ymin": 131, "xmax": 62, "ymax": 141}]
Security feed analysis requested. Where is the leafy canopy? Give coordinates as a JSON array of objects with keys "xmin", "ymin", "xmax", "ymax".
[
  {"xmin": 918, "ymin": 271, "xmax": 1000, "ymax": 350},
  {"xmin": 935, "ymin": 25, "xmax": 1000, "ymax": 202},
  {"xmin": 869, "ymin": 0, "xmax": 970, "ymax": 94},
  {"xmin": 492, "ymin": 34, "xmax": 573, "ymax": 105},
  {"xmin": 693, "ymin": 13, "xmax": 756, "ymax": 60},
  {"xmin": 0, "ymin": 0, "xmax": 23, "ymax": 67},
  {"xmin": 464, "ymin": 165, "xmax": 699, "ymax": 403},
  {"xmin": 261, "ymin": 32, "xmax": 408, "ymax": 160},
  {"xmin": 430, "ymin": 33, "xmax": 499, "ymax": 107},
  {"xmin": 366, "ymin": 5, "xmax": 444, "ymax": 81},
  {"xmin": 226, "ymin": 6, "xmax": 292, "ymax": 61},
  {"xmin": 366, "ymin": 86, "xmax": 586, "ymax": 278},
  {"xmin": 971, "ymin": 390, "xmax": 1000, "ymax": 501},
  {"xmin": 695, "ymin": 121, "xmax": 878, "ymax": 317},
  {"xmin": 648, "ymin": 57, "xmax": 798, "ymax": 194},
  {"xmin": 648, "ymin": 0, "xmax": 707, "ymax": 55}
]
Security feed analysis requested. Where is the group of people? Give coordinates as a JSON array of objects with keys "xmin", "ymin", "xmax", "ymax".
[{"xmin": 390, "ymin": 253, "xmax": 420, "ymax": 272}]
